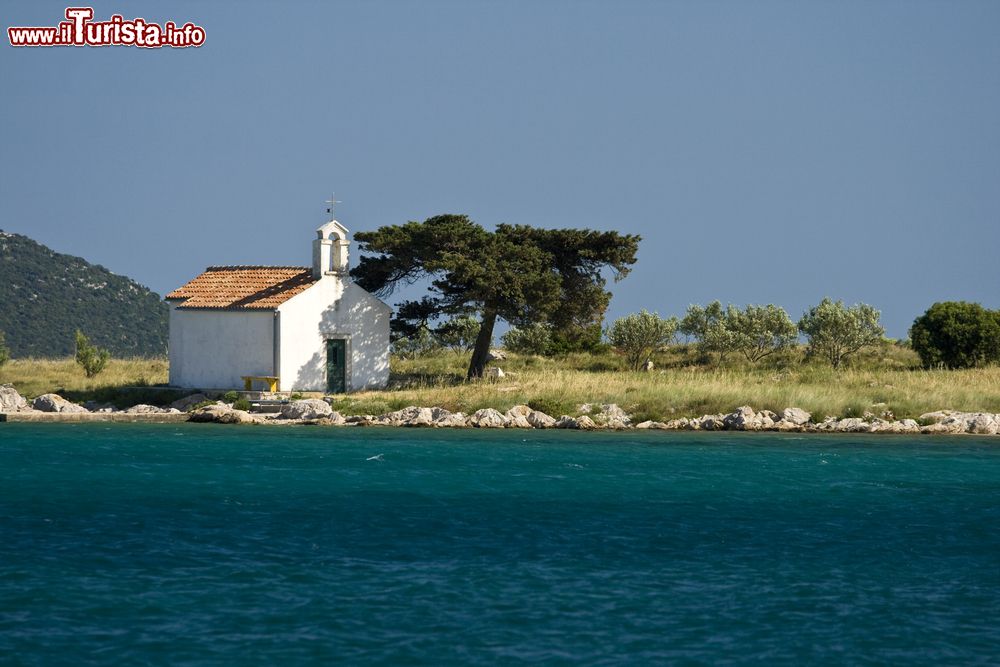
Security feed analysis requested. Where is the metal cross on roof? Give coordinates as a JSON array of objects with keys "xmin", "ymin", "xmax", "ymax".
[{"xmin": 325, "ymin": 193, "xmax": 341, "ymax": 219}]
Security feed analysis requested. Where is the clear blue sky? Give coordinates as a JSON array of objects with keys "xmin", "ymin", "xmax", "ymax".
[{"xmin": 2, "ymin": 1, "xmax": 998, "ymax": 337}]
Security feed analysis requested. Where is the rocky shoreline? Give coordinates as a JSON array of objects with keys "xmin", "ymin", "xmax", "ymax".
[{"xmin": 3, "ymin": 384, "xmax": 998, "ymax": 435}]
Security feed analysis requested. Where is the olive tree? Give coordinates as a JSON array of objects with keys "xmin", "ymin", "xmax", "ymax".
[
  {"xmin": 726, "ymin": 304, "xmax": 798, "ymax": 363},
  {"xmin": 607, "ymin": 310, "xmax": 678, "ymax": 370},
  {"xmin": 798, "ymin": 298, "xmax": 884, "ymax": 369},
  {"xmin": 679, "ymin": 301, "xmax": 736, "ymax": 361}
]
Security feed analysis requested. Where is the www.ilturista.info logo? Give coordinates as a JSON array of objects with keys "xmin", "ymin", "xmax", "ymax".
[{"xmin": 8, "ymin": 7, "xmax": 205, "ymax": 48}]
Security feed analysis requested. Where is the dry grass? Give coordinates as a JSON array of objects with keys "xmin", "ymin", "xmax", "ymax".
[
  {"xmin": 335, "ymin": 347, "xmax": 1000, "ymax": 421},
  {"xmin": 0, "ymin": 357, "xmax": 169, "ymax": 403},
  {"xmin": 3, "ymin": 349, "xmax": 1000, "ymax": 421}
]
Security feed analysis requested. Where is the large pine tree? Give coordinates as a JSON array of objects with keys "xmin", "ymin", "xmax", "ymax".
[{"xmin": 350, "ymin": 215, "xmax": 640, "ymax": 378}]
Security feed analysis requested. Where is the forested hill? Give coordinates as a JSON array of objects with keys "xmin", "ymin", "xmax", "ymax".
[{"xmin": 0, "ymin": 230, "xmax": 168, "ymax": 358}]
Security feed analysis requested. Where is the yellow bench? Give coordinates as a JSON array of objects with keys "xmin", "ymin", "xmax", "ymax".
[{"xmin": 242, "ymin": 375, "xmax": 280, "ymax": 392}]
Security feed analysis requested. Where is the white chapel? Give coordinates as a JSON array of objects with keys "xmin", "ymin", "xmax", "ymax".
[{"xmin": 166, "ymin": 213, "xmax": 391, "ymax": 392}]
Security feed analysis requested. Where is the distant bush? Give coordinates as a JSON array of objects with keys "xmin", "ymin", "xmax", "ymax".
[
  {"xmin": 548, "ymin": 321, "xmax": 605, "ymax": 355},
  {"xmin": 679, "ymin": 301, "xmax": 736, "ymax": 362},
  {"xmin": 392, "ymin": 327, "xmax": 443, "ymax": 359},
  {"xmin": 798, "ymin": 298, "xmax": 884, "ymax": 369},
  {"xmin": 910, "ymin": 302, "xmax": 1000, "ymax": 369},
  {"xmin": 435, "ymin": 315, "xmax": 480, "ymax": 353},
  {"xmin": 0, "ymin": 330, "xmax": 9, "ymax": 367},
  {"xmin": 222, "ymin": 390, "xmax": 240, "ymax": 403},
  {"xmin": 232, "ymin": 397, "xmax": 251, "ymax": 411},
  {"xmin": 74, "ymin": 330, "xmax": 110, "ymax": 378},
  {"xmin": 502, "ymin": 323, "xmax": 553, "ymax": 356},
  {"xmin": 607, "ymin": 310, "xmax": 678, "ymax": 371},
  {"xmin": 679, "ymin": 302, "xmax": 797, "ymax": 364}
]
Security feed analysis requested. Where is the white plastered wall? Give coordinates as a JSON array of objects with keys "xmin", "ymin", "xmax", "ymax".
[
  {"xmin": 168, "ymin": 303, "xmax": 275, "ymax": 389},
  {"xmin": 276, "ymin": 276, "xmax": 391, "ymax": 392}
]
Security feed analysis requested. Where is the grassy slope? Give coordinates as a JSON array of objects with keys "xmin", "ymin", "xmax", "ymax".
[{"xmin": 3, "ymin": 345, "xmax": 999, "ymax": 420}]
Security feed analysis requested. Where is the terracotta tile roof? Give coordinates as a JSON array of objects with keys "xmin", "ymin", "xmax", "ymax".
[{"xmin": 166, "ymin": 266, "xmax": 317, "ymax": 310}]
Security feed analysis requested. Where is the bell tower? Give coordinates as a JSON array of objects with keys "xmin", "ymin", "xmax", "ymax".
[{"xmin": 313, "ymin": 196, "xmax": 351, "ymax": 278}]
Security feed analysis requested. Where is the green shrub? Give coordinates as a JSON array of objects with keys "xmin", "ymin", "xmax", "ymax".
[
  {"xmin": 222, "ymin": 390, "xmax": 240, "ymax": 403},
  {"xmin": 910, "ymin": 301, "xmax": 1000, "ymax": 369},
  {"xmin": 548, "ymin": 321, "xmax": 605, "ymax": 355},
  {"xmin": 527, "ymin": 397, "xmax": 574, "ymax": 417},
  {"xmin": 502, "ymin": 324, "xmax": 553, "ymax": 356},
  {"xmin": 607, "ymin": 310, "xmax": 678, "ymax": 371},
  {"xmin": 74, "ymin": 330, "xmax": 110, "ymax": 378},
  {"xmin": 232, "ymin": 397, "xmax": 251, "ymax": 411}
]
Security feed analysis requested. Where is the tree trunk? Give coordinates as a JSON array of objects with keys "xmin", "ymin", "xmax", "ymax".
[{"xmin": 467, "ymin": 308, "xmax": 498, "ymax": 379}]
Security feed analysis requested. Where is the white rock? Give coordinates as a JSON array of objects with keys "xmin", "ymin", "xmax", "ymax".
[
  {"xmin": 781, "ymin": 407, "xmax": 812, "ymax": 425},
  {"xmin": 507, "ymin": 405, "xmax": 532, "ymax": 418},
  {"xmin": 698, "ymin": 414, "xmax": 726, "ymax": 431},
  {"xmin": 918, "ymin": 410, "xmax": 955, "ymax": 424},
  {"xmin": 526, "ymin": 410, "xmax": 556, "ymax": 429},
  {"xmin": 170, "ymin": 393, "xmax": 209, "ymax": 412},
  {"xmin": 966, "ymin": 414, "xmax": 999, "ymax": 435},
  {"xmin": 0, "ymin": 384, "xmax": 28, "ymax": 412},
  {"xmin": 188, "ymin": 403, "xmax": 234, "ymax": 423},
  {"xmin": 504, "ymin": 408, "xmax": 532, "ymax": 429},
  {"xmin": 410, "ymin": 407, "xmax": 437, "ymax": 426},
  {"xmin": 469, "ymin": 408, "xmax": 508, "ymax": 428},
  {"xmin": 377, "ymin": 406, "xmax": 448, "ymax": 426},
  {"xmin": 487, "ymin": 349, "xmax": 507, "ymax": 361},
  {"xmin": 280, "ymin": 399, "xmax": 333, "ymax": 420},
  {"xmin": 123, "ymin": 404, "xmax": 170, "ymax": 414},
  {"xmin": 724, "ymin": 406, "xmax": 758, "ymax": 431},
  {"xmin": 31, "ymin": 393, "xmax": 88, "ymax": 413},
  {"xmin": 555, "ymin": 415, "xmax": 581, "ymax": 429},
  {"xmin": 320, "ymin": 411, "xmax": 346, "ymax": 425},
  {"xmin": 597, "ymin": 404, "xmax": 632, "ymax": 426},
  {"xmin": 434, "ymin": 412, "xmax": 468, "ymax": 427},
  {"xmin": 833, "ymin": 418, "xmax": 871, "ymax": 433},
  {"xmin": 216, "ymin": 409, "xmax": 263, "ymax": 425}
]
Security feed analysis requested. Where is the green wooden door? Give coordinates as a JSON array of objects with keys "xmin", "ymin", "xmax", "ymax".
[{"xmin": 325, "ymin": 339, "xmax": 346, "ymax": 393}]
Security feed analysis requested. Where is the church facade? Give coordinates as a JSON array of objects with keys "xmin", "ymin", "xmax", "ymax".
[{"xmin": 166, "ymin": 219, "xmax": 391, "ymax": 392}]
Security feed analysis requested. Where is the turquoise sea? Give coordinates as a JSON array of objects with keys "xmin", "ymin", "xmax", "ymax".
[{"xmin": 1, "ymin": 424, "xmax": 998, "ymax": 665}]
